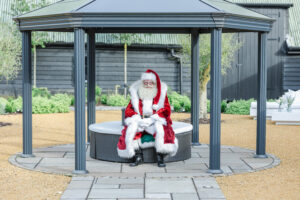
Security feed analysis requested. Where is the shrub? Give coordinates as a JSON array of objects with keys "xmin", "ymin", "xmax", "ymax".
[
  {"xmin": 32, "ymin": 94, "xmax": 71, "ymax": 114},
  {"xmin": 225, "ymin": 99, "xmax": 254, "ymax": 115},
  {"xmin": 0, "ymin": 97, "xmax": 8, "ymax": 114},
  {"xmin": 32, "ymin": 87, "xmax": 51, "ymax": 98},
  {"xmin": 5, "ymin": 96, "xmax": 22, "ymax": 113},
  {"xmin": 100, "ymin": 94, "xmax": 108, "ymax": 104},
  {"xmin": 221, "ymin": 100, "xmax": 227, "ymax": 113},
  {"xmin": 107, "ymin": 94, "xmax": 129, "ymax": 106},
  {"xmin": 168, "ymin": 91, "xmax": 191, "ymax": 112},
  {"xmin": 206, "ymin": 100, "xmax": 228, "ymax": 113}
]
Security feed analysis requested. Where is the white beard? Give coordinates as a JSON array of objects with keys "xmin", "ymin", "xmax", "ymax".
[{"xmin": 138, "ymin": 84, "xmax": 157, "ymax": 100}]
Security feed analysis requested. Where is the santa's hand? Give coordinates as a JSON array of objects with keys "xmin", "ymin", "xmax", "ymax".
[{"xmin": 139, "ymin": 118, "xmax": 154, "ymax": 128}]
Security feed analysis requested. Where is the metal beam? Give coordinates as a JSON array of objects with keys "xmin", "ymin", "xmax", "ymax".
[
  {"xmin": 87, "ymin": 30, "xmax": 96, "ymax": 144},
  {"xmin": 256, "ymin": 32, "xmax": 268, "ymax": 158},
  {"xmin": 191, "ymin": 29, "xmax": 200, "ymax": 145},
  {"xmin": 22, "ymin": 31, "xmax": 34, "ymax": 158},
  {"xmin": 73, "ymin": 28, "xmax": 88, "ymax": 174},
  {"xmin": 209, "ymin": 28, "xmax": 223, "ymax": 174}
]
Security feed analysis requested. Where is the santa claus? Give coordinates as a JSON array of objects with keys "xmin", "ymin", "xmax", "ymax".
[{"xmin": 117, "ymin": 69, "xmax": 178, "ymax": 167}]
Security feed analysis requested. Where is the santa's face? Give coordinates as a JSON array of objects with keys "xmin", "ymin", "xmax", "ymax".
[
  {"xmin": 143, "ymin": 80, "xmax": 155, "ymax": 88},
  {"xmin": 138, "ymin": 79, "xmax": 157, "ymax": 100}
]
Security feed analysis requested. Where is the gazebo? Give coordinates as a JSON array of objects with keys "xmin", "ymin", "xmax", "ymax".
[{"xmin": 14, "ymin": 0, "xmax": 274, "ymax": 174}]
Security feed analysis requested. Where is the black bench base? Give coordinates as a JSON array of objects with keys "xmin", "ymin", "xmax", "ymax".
[{"xmin": 90, "ymin": 131, "xmax": 192, "ymax": 163}]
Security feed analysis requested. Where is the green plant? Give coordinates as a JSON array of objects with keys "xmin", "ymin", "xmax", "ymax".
[
  {"xmin": 32, "ymin": 87, "xmax": 51, "ymax": 98},
  {"xmin": 225, "ymin": 99, "xmax": 254, "ymax": 115},
  {"xmin": 0, "ymin": 97, "xmax": 8, "ymax": 114},
  {"xmin": 5, "ymin": 96, "xmax": 22, "ymax": 113},
  {"xmin": 221, "ymin": 100, "xmax": 227, "ymax": 113},
  {"xmin": 168, "ymin": 91, "xmax": 191, "ymax": 112},
  {"xmin": 0, "ymin": 22, "xmax": 21, "ymax": 81},
  {"xmin": 100, "ymin": 94, "xmax": 108, "ymax": 105},
  {"xmin": 107, "ymin": 94, "xmax": 129, "ymax": 106}
]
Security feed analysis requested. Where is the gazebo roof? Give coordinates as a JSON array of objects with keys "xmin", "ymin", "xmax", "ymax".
[{"xmin": 14, "ymin": 0, "xmax": 274, "ymax": 32}]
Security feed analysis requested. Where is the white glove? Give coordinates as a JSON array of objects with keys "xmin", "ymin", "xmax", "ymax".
[{"xmin": 139, "ymin": 118, "xmax": 154, "ymax": 128}]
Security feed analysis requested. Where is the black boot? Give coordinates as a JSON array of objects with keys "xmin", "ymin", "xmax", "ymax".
[
  {"xmin": 157, "ymin": 153, "xmax": 166, "ymax": 167},
  {"xmin": 129, "ymin": 149, "xmax": 143, "ymax": 167}
]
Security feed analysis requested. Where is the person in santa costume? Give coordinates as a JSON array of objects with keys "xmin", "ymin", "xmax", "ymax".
[{"xmin": 117, "ymin": 69, "xmax": 178, "ymax": 167}]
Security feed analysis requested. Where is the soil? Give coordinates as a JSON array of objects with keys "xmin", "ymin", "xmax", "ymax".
[{"xmin": 0, "ymin": 111, "xmax": 299, "ymax": 200}]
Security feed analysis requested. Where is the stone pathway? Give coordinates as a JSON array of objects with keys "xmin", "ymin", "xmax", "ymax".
[{"xmin": 9, "ymin": 144, "xmax": 280, "ymax": 200}]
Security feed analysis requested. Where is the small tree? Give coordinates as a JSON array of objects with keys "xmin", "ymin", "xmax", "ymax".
[
  {"xmin": 11, "ymin": 0, "xmax": 51, "ymax": 88},
  {"xmin": 0, "ymin": 21, "xmax": 22, "ymax": 81},
  {"xmin": 178, "ymin": 33, "xmax": 241, "ymax": 119},
  {"xmin": 112, "ymin": 34, "xmax": 144, "ymax": 97}
]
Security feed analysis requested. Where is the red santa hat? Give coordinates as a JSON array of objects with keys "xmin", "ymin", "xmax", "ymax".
[{"xmin": 141, "ymin": 69, "xmax": 161, "ymax": 111}]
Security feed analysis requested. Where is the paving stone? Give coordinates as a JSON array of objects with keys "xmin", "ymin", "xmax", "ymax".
[
  {"xmin": 145, "ymin": 193, "xmax": 171, "ymax": 198},
  {"xmin": 242, "ymin": 157, "xmax": 273, "ymax": 169},
  {"xmin": 122, "ymin": 163, "xmax": 165, "ymax": 173},
  {"xmin": 60, "ymin": 189, "xmax": 89, "ymax": 199},
  {"xmin": 72, "ymin": 176, "xmax": 94, "ymax": 181},
  {"xmin": 146, "ymin": 177, "xmax": 196, "ymax": 193},
  {"xmin": 184, "ymin": 158, "xmax": 208, "ymax": 164},
  {"xmin": 172, "ymin": 193, "xmax": 199, "ymax": 200},
  {"xmin": 230, "ymin": 147, "xmax": 254, "ymax": 153},
  {"xmin": 34, "ymin": 152, "xmax": 65, "ymax": 158},
  {"xmin": 146, "ymin": 172, "xmax": 209, "ymax": 178},
  {"xmin": 120, "ymin": 199, "xmax": 170, "ymax": 200},
  {"xmin": 197, "ymin": 188, "xmax": 225, "ymax": 199},
  {"xmin": 96, "ymin": 177, "xmax": 144, "ymax": 185},
  {"xmin": 191, "ymin": 152, "xmax": 200, "ymax": 158},
  {"xmin": 220, "ymin": 166, "xmax": 233, "ymax": 174},
  {"xmin": 88, "ymin": 188, "xmax": 143, "ymax": 198},
  {"xmin": 166, "ymin": 163, "xmax": 208, "ymax": 171},
  {"xmin": 87, "ymin": 199, "xmax": 116, "ymax": 200},
  {"xmin": 193, "ymin": 177, "xmax": 220, "ymax": 189},
  {"xmin": 64, "ymin": 152, "xmax": 75, "ymax": 158},
  {"xmin": 16, "ymin": 156, "xmax": 41, "ymax": 164},
  {"xmin": 120, "ymin": 184, "xmax": 144, "ymax": 189},
  {"xmin": 92, "ymin": 184, "xmax": 119, "ymax": 189},
  {"xmin": 38, "ymin": 158, "xmax": 74, "ymax": 166},
  {"xmin": 67, "ymin": 180, "xmax": 93, "ymax": 189},
  {"xmin": 228, "ymin": 163, "xmax": 251, "ymax": 170}
]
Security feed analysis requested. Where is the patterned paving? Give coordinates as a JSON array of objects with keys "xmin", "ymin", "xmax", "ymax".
[{"xmin": 9, "ymin": 144, "xmax": 280, "ymax": 200}]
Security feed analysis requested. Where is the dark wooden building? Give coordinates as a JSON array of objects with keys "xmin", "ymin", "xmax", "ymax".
[{"xmin": 1, "ymin": 1, "xmax": 299, "ymax": 100}]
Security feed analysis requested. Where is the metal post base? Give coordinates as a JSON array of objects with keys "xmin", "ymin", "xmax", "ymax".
[
  {"xmin": 191, "ymin": 142, "xmax": 201, "ymax": 146},
  {"xmin": 207, "ymin": 169, "xmax": 223, "ymax": 174},
  {"xmin": 72, "ymin": 170, "xmax": 89, "ymax": 174},
  {"xmin": 20, "ymin": 154, "xmax": 35, "ymax": 158},
  {"xmin": 254, "ymin": 154, "xmax": 268, "ymax": 158}
]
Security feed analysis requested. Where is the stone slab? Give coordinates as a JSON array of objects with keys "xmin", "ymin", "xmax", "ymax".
[
  {"xmin": 172, "ymin": 193, "xmax": 199, "ymax": 200},
  {"xmin": 146, "ymin": 178, "xmax": 196, "ymax": 194},
  {"xmin": 88, "ymin": 188, "xmax": 143, "ymax": 198}
]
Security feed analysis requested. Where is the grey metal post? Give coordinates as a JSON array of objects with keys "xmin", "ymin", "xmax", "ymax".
[
  {"xmin": 87, "ymin": 30, "xmax": 96, "ymax": 143},
  {"xmin": 209, "ymin": 28, "xmax": 223, "ymax": 174},
  {"xmin": 256, "ymin": 32, "xmax": 268, "ymax": 158},
  {"xmin": 73, "ymin": 28, "xmax": 88, "ymax": 174},
  {"xmin": 22, "ymin": 31, "xmax": 34, "ymax": 158},
  {"xmin": 191, "ymin": 29, "xmax": 200, "ymax": 145}
]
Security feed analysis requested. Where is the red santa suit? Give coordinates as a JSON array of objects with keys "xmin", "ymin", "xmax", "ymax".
[{"xmin": 117, "ymin": 69, "xmax": 178, "ymax": 158}]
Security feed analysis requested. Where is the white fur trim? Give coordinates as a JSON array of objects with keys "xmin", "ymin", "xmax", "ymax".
[
  {"xmin": 157, "ymin": 82, "xmax": 168, "ymax": 110},
  {"xmin": 142, "ymin": 99, "xmax": 153, "ymax": 116},
  {"xmin": 138, "ymin": 138, "xmax": 155, "ymax": 149},
  {"xmin": 124, "ymin": 114, "xmax": 141, "ymax": 126},
  {"xmin": 151, "ymin": 114, "xmax": 167, "ymax": 125},
  {"xmin": 141, "ymin": 72, "xmax": 156, "ymax": 82},
  {"xmin": 118, "ymin": 122, "xmax": 139, "ymax": 158},
  {"xmin": 129, "ymin": 80, "xmax": 142, "ymax": 115},
  {"xmin": 152, "ymin": 104, "xmax": 159, "ymax": 110},
  {"xmin": 154, "ymin": 121, "xmax": 178, "ymax": 156},
  {"xmin": 129, "ymin": 81, "xmax": 168, "ymax": 115}
]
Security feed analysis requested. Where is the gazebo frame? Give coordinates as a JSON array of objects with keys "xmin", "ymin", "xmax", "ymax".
[{"xmin": 15, "ymin": 0, "xmax": 274, "ymax": 174}]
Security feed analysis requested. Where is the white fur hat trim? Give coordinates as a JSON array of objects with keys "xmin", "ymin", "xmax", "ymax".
[{"xmin": 141, "ymin": 72, "xmax": 156, "ymax": 82}]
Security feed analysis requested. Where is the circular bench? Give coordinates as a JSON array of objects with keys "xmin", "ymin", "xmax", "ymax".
[{"xmin": 89, "ymin": 121, "xmax": 192, "ymax": 163}]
